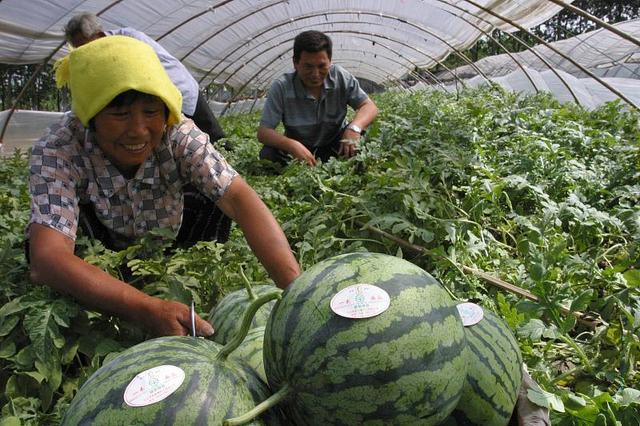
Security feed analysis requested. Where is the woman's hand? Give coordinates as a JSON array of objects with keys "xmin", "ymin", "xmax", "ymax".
[{"xmin": 140, "ymin": 298, "xmax": 214, "ymax": 337}]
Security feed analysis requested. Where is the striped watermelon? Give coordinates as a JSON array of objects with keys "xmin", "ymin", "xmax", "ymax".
[
  {"xmin": 210, "ymin": 284, "xmax": 282, "ymax": 345},
  {"xmin": 61, "ymin": 337, "xmax": 276, "ymax": 425},
  {"xmin": 63, "ymin": 289, "xmax": 284, "ymax": 425},
  {"xmin": 229, "ymin": 326, "xmax": 267, "ymax": 383},
  {"xmin": 232, "ymin": 252, "xmax": 468, "ymax": 425},
  {"xmin": 450, "ymin": 308, "xmax": 523, "ymax": 426}
]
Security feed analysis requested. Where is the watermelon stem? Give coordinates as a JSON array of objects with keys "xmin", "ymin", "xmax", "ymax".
[
  {"xmin": 223, "ymin": 384, "xmax": 291, "ymax": 426},
  {"xmin": 216, "ymin": 289, "xmax": 282, "ymax": 360},
  {"xmin": 240, "ymin": 265, "xmax": 257, "ymax": 300}
]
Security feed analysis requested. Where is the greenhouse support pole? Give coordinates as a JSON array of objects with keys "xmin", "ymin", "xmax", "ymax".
[
  {"xmin": 546, "ymin": 0, "xmax": 640, "ymax": 48},
  {"xmin": 448, "ymin": 0, "xmax": 581, "ymax": 104},
  {"xmin": 0, "ymin": 0, "xmax": 124, "ymax": 145},
  {"xmin": 0, "ymin": 40, "xmax": 66, "ymax": 144},
  {"xmin": 207, "ymin": 24, "xmax": 458, "ymax": 90},
  {"xmin": 463, "ymin": 0, "xmax": 640, "ymax": 110},
  {"xmin": 222, "ymin": 30, "xmax": 468, "ymax": 103},
  {"xmin": 202, "ymin": 11, "xmax": 490, "ymax": 87},
  {"xmin": 200, "ymin": 14, "xmax": 455, "ymax": 87},
  {"xmin": 434, "ymin": 2, "xmax": 541, "ymax": 93}
]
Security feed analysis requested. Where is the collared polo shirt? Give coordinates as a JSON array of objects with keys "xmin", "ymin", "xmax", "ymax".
[
  {"xmin": 106, "ymin": 28, "xmax": 200, "ymax": 116},
  {"xmin": 259, "ymin": 64, "xmax": 369, "ymax": 149},
  {"xmin": 28, "ymin": 113, "xmax": 237, "ymax": 247}
]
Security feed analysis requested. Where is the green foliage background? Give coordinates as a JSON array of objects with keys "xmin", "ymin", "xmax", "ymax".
[{"xmin": 1, "ymin": 87, "xmax": 639, "ymax": 424}]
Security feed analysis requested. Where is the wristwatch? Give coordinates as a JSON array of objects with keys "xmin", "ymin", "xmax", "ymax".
[{"xmin": 346, "ymin": 123, "xmax": 362, "ymax": 134}]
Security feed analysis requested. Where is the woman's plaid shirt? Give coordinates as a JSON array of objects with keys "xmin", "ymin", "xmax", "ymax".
[{"xmin": 27, "ymin": 113, "xmax": 237, "ymax": 243}]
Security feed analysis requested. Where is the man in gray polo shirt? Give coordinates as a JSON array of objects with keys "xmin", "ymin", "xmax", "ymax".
[{"xmin": 257, "ymin": 30, "xmax": 378, "ymax": 167}]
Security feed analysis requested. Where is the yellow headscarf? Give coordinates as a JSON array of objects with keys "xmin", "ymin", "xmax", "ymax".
[{"xmin": 54, "ymin": 35, "xmax": 182, "ymax": 126}]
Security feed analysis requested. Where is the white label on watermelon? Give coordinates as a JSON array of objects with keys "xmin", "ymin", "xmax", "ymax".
[
  {"xmin": 123, "ymin": 365, "xmax": 185, "ymax": 407},
  {"xmin": 330, "ymin": 284, "xmax": 390, "ymax": 319},
  {"xmin": 456, "ymin": 302, "xmax": 484, "ymax": 326}
]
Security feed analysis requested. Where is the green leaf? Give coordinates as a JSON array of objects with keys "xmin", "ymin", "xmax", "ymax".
[
  {"xmin": 527, "ymin": 388, "xmax": 565, "ymax": 412},
  {"xmin": 518, "ymin": 319, "xmax": 558, "ymax": 340},
  {"xmin": 35, "ymin": 356, "xmax": 62, "ymax": 390},
  {"xmin": 94, "ymin": 338, "xmax": 123, "ymax": 357},
  {"xmin": 0, "ymin": 339, "xmax": 16, "ymax": 358},
  {"xmin": 15, "ymin": 346, "xmax": 35, "ymax": 368},
  {"xmin": 623, "ymin": 269, "xmax": 640, "ymax": 288},
  {"xmin": 570, "ymin": 289, "xmax": 594, "ymax": 312},
  {"xmin": 0, "ymin": 315, "xmax": 19, "ymax": 337},
  {"xmin": 560, "ymin": 314, "xmax": 577, "ymax": 333},
  {"xmin": 565, "ymin": 392, "xmax": 587, "ymax": 408},
  {"xmin": 60, "ymin": 340, "xmax": 80, "ymax": 365},
  {"xmin": 618, "ymin": 388, "xmax": 640, "ymax": 406},
  {"xmin": 530, "ymin": 261, "xmax": 546, "ymax": 282},
  {"xmin": 0, "ymin": 296, "xmax": 27, "ymax": 317},
  {"xmin": 23, "ymin": 300, "xmax": 69, "ymax": 359},
  {"xmin": 22, "ymin": 371, "xmax": 45, "ymax": 384},
  {"xmin": 0, "ymin": 417, "xmax": 22, "ymax": 426}
]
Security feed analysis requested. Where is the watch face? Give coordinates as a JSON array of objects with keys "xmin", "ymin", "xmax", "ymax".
[{"xmin": 348, "ymin": 124, "xmax": 362, "ymax": 134}]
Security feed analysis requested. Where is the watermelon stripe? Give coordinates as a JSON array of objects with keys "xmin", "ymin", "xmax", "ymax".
[
  {"xmin": 467, "ymin": 334, "xmax": 519, "ymax": 399},
  {"xmin": 300, "ymin": 306, "xmax": 462, "ymax": 382},
  {"xmin": 481, "ymin": 314, "xmax": 521, "ymax": 357},
  {"xmin": 263, "ymin": 253, "xmax": 467, "ymax": 425},
  {"xmin": 62, "ymin": 337, "xmax": 275, "ymax": 425},
  {"xmin": 467, "ymin": 317, "xmax": 521, "ymax": 394},
  {"xmin": 451, "ymin": 408, "xmax": 475, "ymax": 424},
  {"xmin": 210, "ymin": 285, "xmax": 280, "ymax": 344},
  {"xmin": 465, "ymin": 374, "xmax": 513, "ymax": 419},
  {"xmin": 451, "ymin": 309, "xmax": 522, "ymax": 425},
  {"xmin": 276, "ymin": 272, "xmax": 451, "ymax": 380}
]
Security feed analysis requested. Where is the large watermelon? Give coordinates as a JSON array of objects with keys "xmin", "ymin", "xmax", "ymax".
[
  {"xmin": 63, "ymin": 289, "xmax": 283, "ymax": 425},
  {"xmin": 230, "ymin": 252, "xmax": 468, "ymax": 425},
  {"xmin": 450, "ymin": 308, "xmax": 523, "ymax": 426},
  {"xmin": 210, "ymin": 284, "xmax": 282, "ymax": 344},
  {"xmin": 229, "ymin": 326, "xmax": 267, "ymax": 383}
]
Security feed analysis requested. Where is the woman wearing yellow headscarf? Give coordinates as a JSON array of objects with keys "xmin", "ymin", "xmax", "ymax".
[{"xmin": 27, "ymin": 36, "xmax": 300, "ymax": 337}]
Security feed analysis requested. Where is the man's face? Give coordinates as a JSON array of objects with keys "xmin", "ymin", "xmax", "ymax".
[
  {"xmin": 294, "ymin": 50, "xmax": 331, "ymax": 90},
  {"xmin": 93, "ymin": 96, "xmax": 166, "ymax": 175}
]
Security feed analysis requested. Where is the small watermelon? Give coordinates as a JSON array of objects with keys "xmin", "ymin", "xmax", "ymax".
[
  {"xmin": 229, "ymin": 252, "xmax": 468, "ymax": 425},
  {"xmin": 230, "ymin": 326, "xmax": 267, "ymax": 383},
  {"xmin": 451, "ymin": 308, "xmax": 523, "ymax": 426},
  {"xmin": 61, "ymin": 337, "xmax": 275, "ymax": 425},
  {"xmin": 210, "ymin": 284, "xmax": 282, "ymax": 345},
  {"xmin": 63, "ymin": 289, "xmax": 284, "ymax": 425}
]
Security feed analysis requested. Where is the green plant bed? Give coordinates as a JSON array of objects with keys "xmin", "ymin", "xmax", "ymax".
[{"xmin": 1, "ymin": 87, "xmax": 639, "ymax": 424}]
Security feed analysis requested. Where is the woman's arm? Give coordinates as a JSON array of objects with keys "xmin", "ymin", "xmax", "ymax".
[
  {"xmin": 28, "ymin": 223, "xmax": 214, "ymax": 337},
  {"xmin": 216, "ymin": 177, "xmax": 301, "ymax": 288}
]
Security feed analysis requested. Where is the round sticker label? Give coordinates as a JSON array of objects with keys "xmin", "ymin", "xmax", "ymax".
[
  {"xmin": 124, "ymin": 365, "xmax": 185, "ymax": 407},
  {"xmin": 456, "ymin": 302, "xmax": 484, "ymax": 326},
  {"xmin": 330, "ymin": 284, "xmax": 390, "ymax": 319}
]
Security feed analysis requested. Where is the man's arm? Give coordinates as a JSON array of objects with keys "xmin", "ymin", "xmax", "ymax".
[
  {"xmin": 216, "ymin": 176, "xmax": 301, "ymax": 288},
  {"xmin": 28, "ymin": 224, "xmax": 214, "ymax": 337},
  {"xmin": 257, "ymin": 126, "xmax": 317, "ymax": 166},
  {"xmin": 339, "ymin": 98, "xmax": 379, "ymax": 157},
  {"xmin": 350, "ymin": 98, "xmax": 379, "ymax": 132}
]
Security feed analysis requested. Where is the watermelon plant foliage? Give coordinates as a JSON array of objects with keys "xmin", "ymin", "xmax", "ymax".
[{"xmin": 1, "ymin": 86, "xmax": 639, "ymax": 424}]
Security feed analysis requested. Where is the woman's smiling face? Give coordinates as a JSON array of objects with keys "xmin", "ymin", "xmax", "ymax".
[{"xmin": 93, "ymin": 93, "xmax": 167, "ymax": 175}]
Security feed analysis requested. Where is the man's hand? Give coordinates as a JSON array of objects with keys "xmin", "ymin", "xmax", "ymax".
[
  {"xmin": 338, "ymin": 128, "xmax": 361, "ymax": 158},
  {"xmin": 290, "ymin": 140, "xmax": 317, "ymax": 166},
  {"xmin": 142, "ymin": 298, "xmax": 214, "ymax": 337}
]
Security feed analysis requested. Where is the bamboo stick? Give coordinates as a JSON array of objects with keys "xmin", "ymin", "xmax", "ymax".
[{"xmin": 359, "ymin": 222, "xmax": 600, "ymax": 330}]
